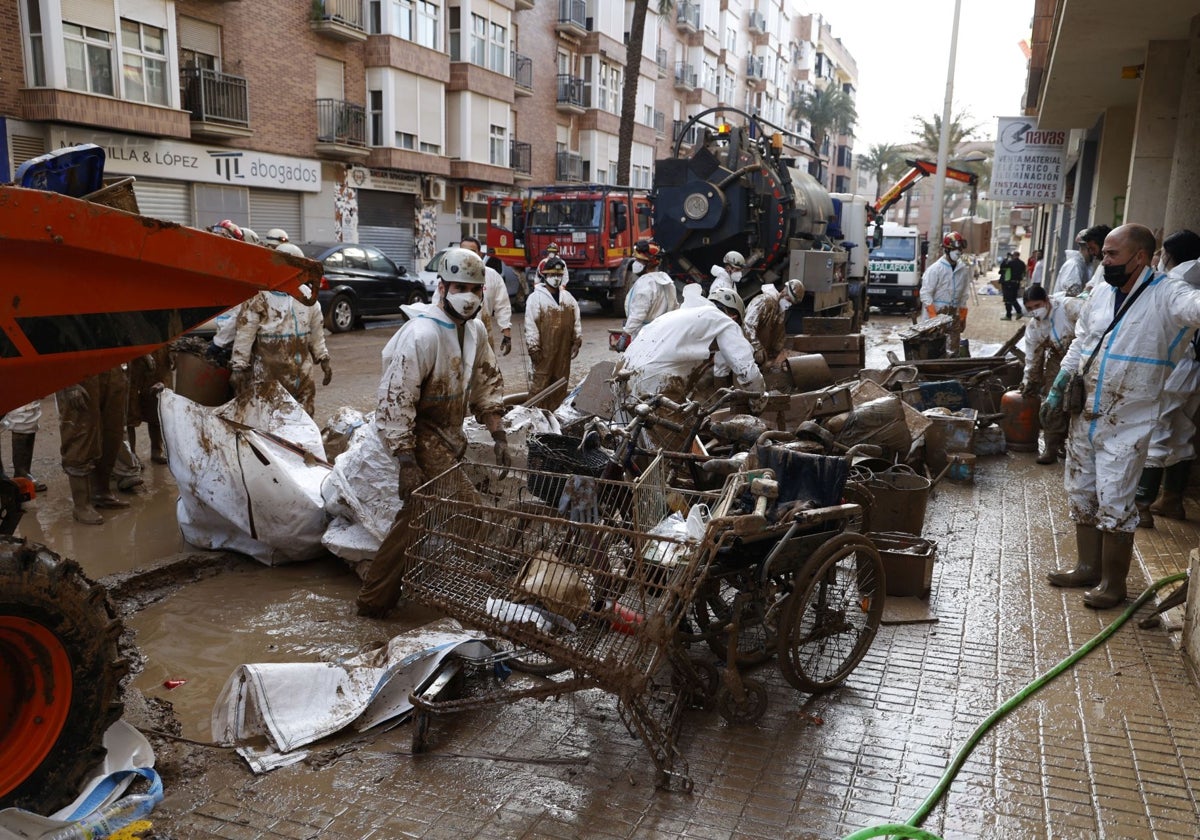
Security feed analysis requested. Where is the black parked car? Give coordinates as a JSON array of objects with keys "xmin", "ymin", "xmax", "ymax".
[{"xmin": 299, "ymin": 242, "xmax": 427, "ymax": 332}]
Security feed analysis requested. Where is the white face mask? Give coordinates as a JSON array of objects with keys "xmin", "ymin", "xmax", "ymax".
[
  {"xmin": 948, "ymin": 250, "xmax": 961, "ymax": 263},
  {"xmin": 446, "ymin": 290, "xmax": 482, "ymax": 320},
  {"xmin": 544, "ymin": 273, "xmax": 562, "ymax": 288},
  {"xmin": 730, "ymin": 270, "xmax": 743, "ymax": 284},
  {"xmin": 1158, "ymin": 259, "xmax": 1167, "ymax": 273},
  {"xmin": 632, "ymin": 260, "xmax": 645, "ymax": 274},
  {"xmin": 1030, "ymin": 306, "xmax": 1049, "ymax": 320}
]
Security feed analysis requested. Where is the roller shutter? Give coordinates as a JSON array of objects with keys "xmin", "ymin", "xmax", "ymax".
[
  {"xmin": 248, "ymin": 189, "xmax": 302, "ymax": 241},
  {"xmin": 62, "ymin": 0, "xmax": 114, "ymax": 30},
  {"xmin": 357, "ymin": 190, "xmax": 415, "ymax": 272},
  {"xmin": 131, "ymin": 179, "xmax": 191, "ymax": 225}
]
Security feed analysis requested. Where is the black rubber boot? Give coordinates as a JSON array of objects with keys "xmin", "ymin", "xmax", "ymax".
[
  {"xmin": 1135, "ymin": 466, "xmax": 1164, "ymax": 529},
  {"xmin": 1037, "ymin": 432, "xmax": 1064, "ymax": 465},
  {"xmin": 1151, "ymin": 461, "xmax": 1189, "ymax": 520},
  {"xmin": 1083, "ymin": 530, "xmax": 1134, "ymax": 609},
  {"xmin": 1047, "ymin": 524, "xmax": 1102, "ymax": 587},
  {"xmin": 11, "ymin": 433, "xmax": 47, "ymax": 492}
]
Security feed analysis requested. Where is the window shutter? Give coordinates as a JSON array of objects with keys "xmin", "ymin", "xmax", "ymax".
[
  {"xmin": 61, "ymin": 0, "xmax": 115, "ymax": 31},
  {"xmin": 178, "ymin": 16, "xmax": 220, "ymax": 57},
  {"xmin": 316, "ymin": 57, "xmax": 344, "ymax": 100}
]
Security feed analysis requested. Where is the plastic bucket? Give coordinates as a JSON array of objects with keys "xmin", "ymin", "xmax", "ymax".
[
  {"xmin": 174, "ymin": 352, "xmax": 231, "ymax": 406},
  {"xmin": 866, "ymin": 467, "xmax": 931, "ymax": 535}
]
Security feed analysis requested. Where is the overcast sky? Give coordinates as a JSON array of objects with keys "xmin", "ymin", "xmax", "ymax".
[{"xmin": 796, "ymin": 0, "xmax": 1035, "ymax": 151}]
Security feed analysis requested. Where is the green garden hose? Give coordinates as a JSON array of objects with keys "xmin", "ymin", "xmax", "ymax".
[{"xmin": 840, "ymin": 572, "xmax": 1188, "ymax": 840}]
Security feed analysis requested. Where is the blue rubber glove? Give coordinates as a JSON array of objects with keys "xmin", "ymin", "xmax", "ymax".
[{"xmin": 1044, "ymin": 368, "xmax": 1072, "ymax": 410}]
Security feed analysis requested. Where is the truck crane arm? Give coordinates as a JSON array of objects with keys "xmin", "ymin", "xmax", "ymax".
[{"xmin": 873, "ymin": 159, "xmax": 979, "ymax": 218}]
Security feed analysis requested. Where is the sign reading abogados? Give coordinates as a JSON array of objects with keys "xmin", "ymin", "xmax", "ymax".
[{"xmin": 989, "ymin": 117, "xmax": 1068, "ymax": 204}]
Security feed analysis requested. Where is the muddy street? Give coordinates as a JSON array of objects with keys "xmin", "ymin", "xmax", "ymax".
[{"xmin": 12, "ymin": 288, "xmax": 1200, "ymax": 838}]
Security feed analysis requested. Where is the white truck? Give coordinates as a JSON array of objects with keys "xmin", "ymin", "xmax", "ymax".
[{"xmin": 866, "ymin": 221, "xmax": 925, "ymax": 321}]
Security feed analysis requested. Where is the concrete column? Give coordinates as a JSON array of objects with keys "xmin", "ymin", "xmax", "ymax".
[
  {"xmin": 1090, "ymin": 105, "xmax": 1135, "ymax": 228},
  {"xmin": 1125, "ymin": 40, "xmax": 1187, "ymax": 233},
  {"xmin": 1165, "ymin": 14, "xmax": 1200, "ymax": 236}
]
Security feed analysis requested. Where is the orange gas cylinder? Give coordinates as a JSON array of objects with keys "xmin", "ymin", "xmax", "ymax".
[{"xmin": 1001, "ymin": 390, "xmax": 1040, "ymax": 452}]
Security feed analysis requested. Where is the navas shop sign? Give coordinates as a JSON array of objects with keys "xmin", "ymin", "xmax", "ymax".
[
  {"xmin": 49, "ymin": 128, "xmax": 322, "ymax": 193},
  {"xmin": 989, "ymin": 117, "xmax": 1068, "ymax": 204}
]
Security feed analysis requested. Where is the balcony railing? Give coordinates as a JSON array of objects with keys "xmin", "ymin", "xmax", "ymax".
[
  {"xmin": 310, "ymin": 0, "xmax": 366, "ymax": 40},
  {"xmin": 316, "ymin": 98, "xmax": 366, "ymax": 146},
  {"xmin": 747, "ymin": 56, "xmax": 764, "ymax": 78},
  {"xmin": 181, "ymin": 67, "xmax": 248, "ymax": 126},
  {"xmin": 513, "ymin": 53, "xmax": 532, "ymax": 93},
  {"xmin": 748, "ymin": 10, "xmax": 767, "ymax": 33},
  {"xmin": 674, "ymin": 62, "xmax": 696, "ymax": 90},
  {"xmin": 673, "ymin": 120, "xmax": 701, "ymax": 146},
  {"xmin": 556, "ymin": 0, "xmax": 587, "ymax": 34},
  {"xmin": 676, "ymin": 1, "xmax": 699, "ymax": 32},
  {"xmin": 556, "ymin": 74, "xmax": 585, "ymax": 109},
  {"xmin": 510, "ymin": 140, "xmax": 532, "ymax": 176},
  {"xmin": 556, "ymin": 150, "xmax": 583, "ymax": 183}
]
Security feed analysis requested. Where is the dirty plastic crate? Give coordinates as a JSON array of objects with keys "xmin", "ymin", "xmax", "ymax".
[{"xmin": 869, "ymin": 531, "xmax": 936, "ymax": 598}]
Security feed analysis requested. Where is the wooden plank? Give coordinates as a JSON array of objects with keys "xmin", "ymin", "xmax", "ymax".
[{"xmin": 794, "ymin": 316, "xmax": 853, "ymax": 336}]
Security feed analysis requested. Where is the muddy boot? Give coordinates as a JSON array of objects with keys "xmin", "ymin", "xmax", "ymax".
[
  {"xmin": 148, "ymin": 423, "xmax": 168, "ymax": 464},
  {"xmin": 11, "ymin": 433, "xmax": 48, "ymax": 492},
  {"xmin": 1047, "ymin": 524, "xmax": 1102, "ymax": 587},
  {"xmin": 1083, "ymin": 530, "xmax": 1134, "ymax": 609},
  {"xmin": 1135, "ymin": 466, "xmax": 1164, "ymax": 529},
  {"xmin": 91, "ymin": 470, "xmax": 130, "ymax": 509},
  {"xmin": 69, "ymin": 474, "xmax": 104, "ymax": 525},
  {"xmin": 1150, "ymin": 461, "xmax": 1189, "ymax": 520},
  {"xmin": 1037, "ymin": 432, "xmax": 1063, "ymax": 465}
]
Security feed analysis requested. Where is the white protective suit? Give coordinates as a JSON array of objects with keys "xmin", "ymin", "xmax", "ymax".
[
  {"xmin": 623, "ymin": 302, "xmax": 764, "ymax": 398},
  {"xmin": 375, "ymin": 302, "xmax": 504, "ymax": 457},
  {"xmin": 1053, "ymin": 250, "xmax": 1091, "ymax": 297},
  {"xmin": 709, "ymin": 265, "xmax": 740, "ymax": 296},
  {"xmin": 1061, "ymin": 267, "xmax": 1200, "ymax": 531},
  {"xmin": 919, "ymin": 255, "xmax": 971, "ymax": 314},
  {"xmin": 434, "ymin": 266, "xmax": 511, "ymax": 345},
  {"xmin": 1147, "ymin": 260, "xmax": 1200, "ymax": 468},
  {"xmin": 743, "ymin": 284, "xmax": 787, "ymax": 363},
  {"xmin": 230, "ymin": 291, "xmax": 329, "ymax": 414},
  {"xmin": 1022, "ymin": 293, "xmax": 1082, "ymax": 386},
  {"xmin": 1, "ymin": 400, "xmax": 42, "ymax": 435},
  {"xmin": 524, "ymin": 283, "xmax": 582, "ymax": 410},
  {"xmin": 1031, "ymin": 261, "xmax": 1045, "ymax": 287},
  {"xmin": 623, "ymin": 270, "xmax": 678, "ymax": 336}
]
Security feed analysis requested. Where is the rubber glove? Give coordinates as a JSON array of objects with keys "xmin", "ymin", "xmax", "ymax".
[
  {"xmin": 492, "ymin": 430, "xmax": 511, "ymax": 470},
  {"xmin": 528, "ymin": 346, "xmax": 542, "ymax": 366},
  {"xmin": 396, "ymin": 452, "xmax": 423, "ymax": 498},
  {"xmin": 1044, "ymin": 368, "xmax": 1072, "ymax": 410},
  {"xmin": 319, "ymin": 357, "xmax": 333, "ymax": 386},
  {"xmin": 500, "ymin": 334, "xmax": 512, "ymax": 356},
  {"xmin": 571, "ymin": 338, "xmax": 582, "ymax": 359},
  {"xmin": 925, "ymin": 304, "xmax": 938, "ymax": 319},
  {"xmin": 228, "ymin": 368, "xmax": 249, "ymax": 392}
]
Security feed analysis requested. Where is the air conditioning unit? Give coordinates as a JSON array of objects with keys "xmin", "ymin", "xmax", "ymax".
[{"xmin": 424, "ymin": 176, "xmax": 446, "ymax": 202}]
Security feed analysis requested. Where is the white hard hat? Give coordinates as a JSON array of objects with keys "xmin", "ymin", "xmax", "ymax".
[
  {"xmin": 723, "ymin": 250, "xmax": 746, "ymax": 269},
  {"xmin": 266, "ymin": 228, "xmax": 290, "ymax": 246},
  {"xmin": 783, "ymin": 279, "xmax": 806, "ymax": 303},
  {"xmin": 438, "ymin": 247, "xmax": 486, "ymax": 286},
  {"xmin": 240, "ymin": 227, "xmax": 261, "ymax": 246},
  {"xmin": 708, "ymin": 287, "xmax": 745, "ymax": 319},
  {"xmin": 275, "ymin": 242, "xmax": 304, "ymax": 258},
  {"xmin": 538, "ymin": 256, "xmax": 567, "ymax": 288}
]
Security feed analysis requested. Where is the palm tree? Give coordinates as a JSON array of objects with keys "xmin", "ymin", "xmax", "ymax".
[
  {"xmin": 911, "ymin": 110, "xmax": 980, "ymax": 159},
  {"xmin": 617, "ymin": 0, "xmax": 674, "ymax": 186},
  {"xmin": 789, "ymin": 84, "xmax": 857, "ymax": 186},
  {"xmin": 858, "ymin": 143, "xmax": 905, "ymax": 200}
]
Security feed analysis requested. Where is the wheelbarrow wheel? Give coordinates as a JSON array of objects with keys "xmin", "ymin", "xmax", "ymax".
[
  {"xmin": 715, "ymin": 678, "xmax": 768, "ymax": 724},
  {"xmin": 778, "ymin": 534, "xmax": 884, "ymax": 693}
]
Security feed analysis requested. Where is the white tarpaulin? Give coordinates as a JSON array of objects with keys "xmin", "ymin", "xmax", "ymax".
[
  {"xmin": 160, "ymin": 385, "xmax": 331, "ymax": 565},
  {"xmin": 990, "ymin": 117, "xmax": 1068, "ymax": 204},
  {"xmin": 211, "ymin": 620, "xmax": 490, "ymax": 773}
]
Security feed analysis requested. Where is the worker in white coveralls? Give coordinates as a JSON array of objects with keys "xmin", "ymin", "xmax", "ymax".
[
  {"xmin": 1020, "ymin": 284, "xmax": 1083, "ymax": 465},
  {"xmin": 620, "ymin": 287, "xmax": 764, "ymax": 449},
  {"xmin": 709, "ymin": 250, "xmax": 746, "ymax": 296},
  {"xmin": 1, "ymin": 401, "xmax": 48, "ymax": 492},
  {"xmin": 919, "ymin": 231, "xmax": 972, "ymax": 356},
  {"xmin": 524, "ymin": 256, "xmax": 582, "ymax": 410},
  {"xmin": 615, "ymin": 239, "xmax": 677, "ymax": 349},
  {"xmin": 228, "ymin": 242, "xmax": 333, "ymax": 416},
  {"xmin": 356, "ymin": 247, "xmax": 507, "ymax": 618},
  {"xmin": 458, "ymin": 236, "xmax": 513, "ymax": 355},
  {"xmin": 1044, "ymin": 224, "xmax": 1200, "ymax": 608},
  {"xmin": 1052, "ymin": 225, "xmax": 1109, "ymax": 297},
  {"xmin": 744, "ymin": 279, "xmax": 805, "ymax": 368},
  {"xmin": 1133, "ymin": 229, "xmax": 1200, "ymax": 528}
]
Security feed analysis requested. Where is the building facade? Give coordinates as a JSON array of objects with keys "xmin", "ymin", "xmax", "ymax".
[{"xmin": 1, "ymin": 0, "xmax": 857, "ymax": 272}]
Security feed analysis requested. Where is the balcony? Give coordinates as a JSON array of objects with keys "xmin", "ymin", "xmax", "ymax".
[
  {"xmin": 513, "ymin": 54, "xmax": 533, "ymax": 96},
  {"xmin": 673, "ymin": 119, "xmax": 701, "ymax": 146},
  {"xmin": 746, "ymin": 56, "xmax": 766, "ymax": 90},
  {"xmin": 515, "ymin": 0, "xmax": 534, "ymax": 9},
  {"xmin": 676, "ymin": 1, "xmax": 700, "ymax": 33},
  {"xmin": 748, "ymin": 10, "xmax": 766, "ymax": 33},
  {"xmin": 181, "ymin": 67, "xmax": 252, "ymax": 139},
  {"xmin": 674, "ymin": 62, "xmax": 696, "ymax": 91},
  {"xmin": 511, "ymin": 140, "xmax": 532, "ymax": 179},
  {"xmin": 555, "ymin": 0, "xmax": 587, "ymax": 38},
  {"xmin": 556, "ymin": 74, "xmax": 585, "ymax": 113},
  {"xmin": 656, "ymin": 47, "xmax": 668, "ymax": 78},
  {"xmin": 309, "ymin": 0, "xmax": 367, "ymax": 42},
  {"xmin": 315, "ymin": 98, "xmax": 368, "ymax": 161},
  {"xmin": 654, "ymin": 110, "xmax": 665, "ymax": 136},
  {"xmin": 556, "ymin": 150, "xmax": 584, "ymax": 183}
]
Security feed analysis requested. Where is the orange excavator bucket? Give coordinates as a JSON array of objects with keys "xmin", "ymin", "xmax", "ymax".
[{"xmin": 0, "ymin": 184, "xmax": 321, "ymax": 415}]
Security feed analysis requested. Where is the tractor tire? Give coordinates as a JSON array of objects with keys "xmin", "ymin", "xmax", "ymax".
[{"xmin": 0, "ymin": 538, "xmax": 128, "ymax": 814}]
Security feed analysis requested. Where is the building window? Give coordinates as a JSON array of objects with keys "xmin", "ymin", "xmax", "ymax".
[
  {"xmin": 24, "ymin": 0, "xmax": 45, "ymax": 86},
  {"xmin": 63, "ymin": 22, "xmax": 114, "ymax": 96},
  {"xmin": 489, "ymin": 124, "xmax": 506, "ymax": 166},
  {"xmin": 120, "ymin": 19, "xmax": 167, "ymax": 105},
  {"xmin": 397, "ymin": 131, "xmax": 416, "ymax": 149},
  {"xmin": 390, "ymin": 0, "xmax": 413, "ymax": 39},
  {"xmin": 489, "ymin": 22, "xmax": 506, "ymax": 74},
  {"xmin": 420, "ymin": 140, "xmax": 441, "ymax": 154},
  {"xmin": 416, "ymin": 1, "xmax": 440, "ymax": 50},
  {"xmin": 470, "ymin": 13, "xmax": 485, "ymax": 64},
  {"xmin": 370, "ymin": 89, "xmax": 383, "ymax": 145}
]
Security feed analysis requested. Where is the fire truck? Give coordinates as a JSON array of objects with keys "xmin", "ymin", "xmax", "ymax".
[{"xmin": 487, "ymin": 185, "xmax": 653, "ymax": 316}]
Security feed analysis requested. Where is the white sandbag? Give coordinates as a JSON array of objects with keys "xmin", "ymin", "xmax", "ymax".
[
  {"xmin": 320, "ymin": 417, "xmax": 400, "ymax": 551},
  {"xmin": 320, "ymin": 517, "xmax": 382, "ymax": 567},
  {"xmin": 160, "ymin": 385, "xmax": 330, "ymax": 565}
]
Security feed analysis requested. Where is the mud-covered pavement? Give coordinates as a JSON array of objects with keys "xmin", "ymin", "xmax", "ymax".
[{"xmin": 14, "ymin": 285, "xmax": 1200, "ymax": 838}]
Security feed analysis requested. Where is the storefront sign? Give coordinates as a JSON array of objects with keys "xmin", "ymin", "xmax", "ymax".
[
  {"xmin": 462, "ymin": 187, "xmax": 511, "ymax": 204},
  {"xmin": 347, "ymin": 165, "xmax": 420, "ymax": 194},
  {"xmin": 49, "ymin": 128, "xmax": 322, "ymax": 192},
  {"xmin": 989, "ymin": 117, "xmax": 1068, "ymax": 204}
]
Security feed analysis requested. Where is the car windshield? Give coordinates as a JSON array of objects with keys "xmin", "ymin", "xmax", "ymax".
[
  {"xmin": 526, "ymin": 199, "xmax": 601, "ymax": 231},
  {"xmin": 870, "ymin": 236, "xmax": 917, "ymax": 261}
]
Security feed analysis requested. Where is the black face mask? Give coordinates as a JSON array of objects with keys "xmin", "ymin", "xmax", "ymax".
[{"xmin": 1103, "ymin": 258, "xmax": 1136, "ymax": 287}]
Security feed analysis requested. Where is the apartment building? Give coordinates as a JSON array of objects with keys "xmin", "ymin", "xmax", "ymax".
[
  {"xmin": 1, "ymin": 0, "xmax": 857, "ymax": 272},
  {"xmin": 789, "ymin": 12, "xmax": 857, "ymax": 193}
]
